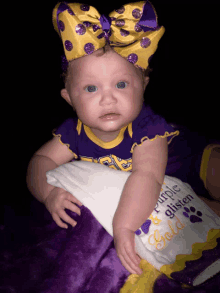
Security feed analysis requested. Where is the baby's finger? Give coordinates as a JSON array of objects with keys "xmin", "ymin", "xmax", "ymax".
[
  {"xmin": 53, "ymin": 213, "xmax": 68, "ymax": 229},
  {"xmin": 64, "ymin": 200, "xmax": 81, "ymax": 216},
  {"xmin": 125, "ymin": 241, "xmax": 140, "ymax": 263},
  {"xmin": 124, "ymin": 246, "xmax": 142, "ymax": 275},
  {"xmin": 66, "ymin": 193, "xmax": 83, "ymax": 206},
  {"xmin": 135, "ymin": 254, "xmax": 142, "ymax": 266},
  {"xmin": 119, "ymin": 253, "xmax": 140, "ymax": 275},
  {"xmin": 59, "ymin": 209, "xmax": 77, "ymax": 227}
]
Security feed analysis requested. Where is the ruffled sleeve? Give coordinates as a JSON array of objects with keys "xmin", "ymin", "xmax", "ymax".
[
  {"xmin": 131, "ymin": 105, "xmax": 180, "ymax": 153},
  {"xmin": 52, "ymin": 118, "xmax": 79, "ymax": 159}
]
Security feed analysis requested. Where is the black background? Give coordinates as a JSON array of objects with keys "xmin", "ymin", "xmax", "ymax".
[{"xmin": 2, "ymin": 0, "xmax": 219, "ymax": 220}]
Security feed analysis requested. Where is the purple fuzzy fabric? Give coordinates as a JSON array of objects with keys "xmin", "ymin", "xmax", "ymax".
[
  {"xmin": 1, "ymin": 201, "xmax": 219, "ymax": 292},
  {"xmin": 1, "ymin": 203, "xmax": 129, "ymax": 292}
]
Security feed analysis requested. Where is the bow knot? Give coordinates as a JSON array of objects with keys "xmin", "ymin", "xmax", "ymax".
[
  {"xmin": 53, "ymin": 1, "xmax": 165, "ymax": 70},
  {"xmin": 100, "ymin": 14, "xmax": 112, "ymax": 42}
]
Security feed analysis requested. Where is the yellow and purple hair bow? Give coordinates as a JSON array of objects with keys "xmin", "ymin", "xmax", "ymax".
[{"xmin": 52, "ymin": 1, "xmax": 165, "ymax": 70}]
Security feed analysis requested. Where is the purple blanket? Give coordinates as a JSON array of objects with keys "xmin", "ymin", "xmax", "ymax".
[{"xmin": 1, "ymin": 200, "xmax": 220, "ymax": 292}]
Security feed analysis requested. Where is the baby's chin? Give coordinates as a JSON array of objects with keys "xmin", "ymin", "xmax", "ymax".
[{"xmin": 90, "ymin": 123, "xmax": 126, "ymax": 141}]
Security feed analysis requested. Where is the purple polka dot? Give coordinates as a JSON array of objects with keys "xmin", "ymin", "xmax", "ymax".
[
  {"xmin": 93, "ymin": 24, "xmax": 101, "ymax": 32},
  {"xmin": 68, "ymin": 8, "xmax": 75, "ymax": 15},
  {"xmin": 84, "ymin": 43, "xmax": 95, "ymax": 55},
  {"xmin": 75, "ymin": 24, "xmax": 86, "ymax": 35},
  {"xmin": 127, "ymin": 53, "xmax": 138, "ymax": 64},
  {"xmin": 140, "ymin": 37, "xmax": 151, "ymax": 48},
  {"xmin": 115, "ymin": 19, "xmax": 125, "ymax": 27},
  {"xmin": 134, "ymin": 23, "xmax": 142, "ymax": 32},
  {"xmin": 190, "ymin": 207, "xmax": 196, "ymax": 212},
  {"xmin": 80, "ymin": 4, "xmax": 90, "ymax": 11},
  {"xmin": 83, "ymin": 21, "xmax": 91, "ymax": 28},
  {"xmin": 97, "ymin": 32, "xmax": 105, "ymax": 39},
  {"xmin": 120, "ymin": 29, "xmax": 129, "ymax": 37},
  {"xmin": 111, "ymin": 17, "xmax": 116, "ymax": 21},
  {"xmin": 115, "ymin": 6, "xmax": 125, "ymax": 14},
  {"xmin": 65, "ymin": 40, "xmax": 73, "ymax": 51},
  {"xmin": 132, "ymin": 8, "xmax": 142, "ymax": 19},
  {"xmin": 58, "ymin": 20, "xmax": 65, "ymax": 32}
]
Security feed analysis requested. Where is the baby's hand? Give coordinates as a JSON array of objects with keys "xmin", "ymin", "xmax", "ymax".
[
  {"xmin": 44, "ymin": 187, "xmax": 83, "ymax": 229},
  {"xmin": 113, "ymin": 227, "xmax": 142, "ymax": 275}
]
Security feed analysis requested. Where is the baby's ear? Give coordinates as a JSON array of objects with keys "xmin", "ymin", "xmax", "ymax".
[{"xmin": 61, "ymin": 89, "xmax": 72, "ymax": 106}]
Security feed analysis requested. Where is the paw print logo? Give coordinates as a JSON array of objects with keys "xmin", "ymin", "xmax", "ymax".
[
  {"xmin": 135, "ymin": 215, "xmax": 162, "ymax": 236},
  {"xmin": 135, "ymin": 219, "xmax": 152, "ymax": 235},
  {"xmin": 183, "ymin": 206, "xmax": 203, "ymax": 223}
]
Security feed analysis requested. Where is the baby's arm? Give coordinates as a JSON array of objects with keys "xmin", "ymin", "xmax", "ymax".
[
  {"xmin": 113, "ymin": 137, "xmax": 168, "ymax": 274},
  {"xmin": 26, "ymin": 137, "xmax": 82, "ymax": 228},
  {"xmin": 113, "ymin": 137, "xmax": 168, "ymax": 232}
]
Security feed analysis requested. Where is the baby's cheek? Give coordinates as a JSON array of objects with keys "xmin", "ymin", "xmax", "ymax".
[
  {"xmin": 71, "ymin": 87, "xmax": 81, "ymax": 98},
  {"xmin": 130, "ymin": 86, "xmax": 144, "ymax": 103},
  {"xmin": 132, "ymin": 78, "xmax": 145, "ymax": 94},
  {"xmin": 70, "ymin": 88, "xmax": 82, "ymax": 105}
]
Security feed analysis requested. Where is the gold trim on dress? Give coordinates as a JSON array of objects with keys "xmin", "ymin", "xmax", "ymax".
[
  {"xmin": 83, "ymin": 124, "xmax": 129, "ymax": 149},
  {"xmin": 52, "ymin": 131, "xmax": 78, "ymax": 159},
  {"xmin": 128, "ymin": 123, "xmax": 133, "ymax": 138},
  {"xmin": 76, "ymin": 119, "xmax": 82, "ymax": 135},
  {"xmin": 130, "ymin": 130, "xmax": 180, "ymax": 153}
]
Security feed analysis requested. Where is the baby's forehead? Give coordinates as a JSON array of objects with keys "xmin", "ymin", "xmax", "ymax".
[
  {"xmin": 64, "ymin": 47, "xmax": 143, "ymax": 86},
  {"xmin": 69, "ymin": 56, "xmax": 142, "ymax": 80},
  {"xmin": 72, "ymin": 67, "xmax": 138, "ymax": 82}
]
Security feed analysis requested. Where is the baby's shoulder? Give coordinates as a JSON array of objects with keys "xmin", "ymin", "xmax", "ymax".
[
  {"xmin": 132, "ymin": 104, "xmax": 162, "ymax": 130},
  {"xmin": 35, "ymin": 117, "xmax": 79, "ymax": 165},
  {"xmin": 131, "ymin": 104, "xmax": 179, "ymax": 147},
  {"xmin": 53, "ymin": 117, "xmax": 78, "ymax": 135},
  {"xmin": 35, "ymin": 135, "xmax": 76, "ymax": 165}
]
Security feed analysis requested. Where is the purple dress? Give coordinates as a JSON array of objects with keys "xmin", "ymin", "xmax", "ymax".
[
  {"xmin": 2, "ymin": 104, "xmax": 218, "ymax": 293},
  {"xmin": 53, "ymin": 103, "xmax": 209, "ymax": 197},
  {"xmin": 53, "ymin": 103, "xmax": 179, "ymax": 171}
]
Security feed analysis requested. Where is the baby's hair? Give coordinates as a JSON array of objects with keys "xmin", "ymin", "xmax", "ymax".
[{"xmin": 61, "ymin": 44, "xmax": 153, "ymax": 85}]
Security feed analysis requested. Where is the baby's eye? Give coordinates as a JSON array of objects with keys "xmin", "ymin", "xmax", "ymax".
[
  {"xmin": 85, "ymin": 85, "xmax": 98, "ymax": 92},
  {"xmin": 116, "ymin": 81, "xmax": 128, "ymax": 89}
]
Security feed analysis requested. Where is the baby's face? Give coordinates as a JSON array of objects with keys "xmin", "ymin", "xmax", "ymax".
[{"xmin": 61, "ymin": 49, "xmax": 149, "ymax": 141}]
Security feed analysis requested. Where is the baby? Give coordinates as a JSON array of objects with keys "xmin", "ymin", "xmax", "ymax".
[{"xmin": 26, "ymin": 1, "xmax": 219, "ymax": 276}]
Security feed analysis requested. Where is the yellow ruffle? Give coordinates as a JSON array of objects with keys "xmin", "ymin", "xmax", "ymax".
[
  {"xmin": 160, "ymin": 228, "xmax": 220, "ymax": 278},
  {"xmin": 121, "ymin": 229, "xmax": 220, "ymax": 292},
  {"xmin": 130, "ymin": 130, "xmax": 180, "ymax": 153},
  {"xmin": 52, "ymin": 131, "xmax": 78, "ymax": 159},
  {"xmin": 120, "ymin": 260, "xmax": 162, "ymax": 293}
]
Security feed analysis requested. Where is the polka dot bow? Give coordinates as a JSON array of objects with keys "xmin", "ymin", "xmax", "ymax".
[{"xmin": 52, "ymin": 1, "xmax": 165, "ymax": 70}]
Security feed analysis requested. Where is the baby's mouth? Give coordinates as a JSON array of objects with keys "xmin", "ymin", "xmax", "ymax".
[
  {"xmin": 101, "ymin": 113, "xmax": 117, "ymax": 117},
  {"xmin": 100, "ymin": 113, "xmax": 120, "ymax": 120}
]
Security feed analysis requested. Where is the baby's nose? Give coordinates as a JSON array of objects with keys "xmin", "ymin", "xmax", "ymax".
[{"xmin": 99, "ymin": 92, "xmax": 117, "ymax": 105}]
